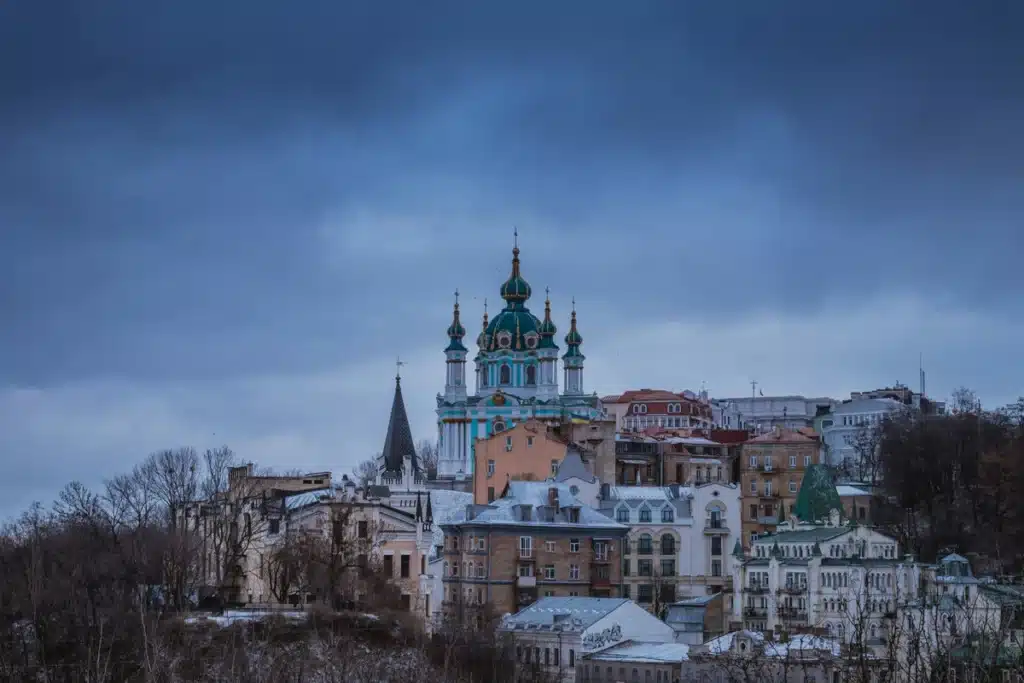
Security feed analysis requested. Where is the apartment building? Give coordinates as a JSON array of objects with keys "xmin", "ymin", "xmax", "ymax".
[
  {"xmin": 597, "ymin": 483, "xmax": 741, "ymax": 613},
  {"xmin": 739, "ymin": 426, "xmax": 820, "ymax": 546},
  {"xmin": 440, "ymin": 481, "xmax": 628, "ymax": 625},
  {"xmin": 474, "ymin": 419, "xmax": 569, "ymax": 504}
]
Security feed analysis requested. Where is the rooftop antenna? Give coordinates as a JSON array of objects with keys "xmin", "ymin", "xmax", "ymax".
[{"xmin": 919, "ymin": 352, "xmax": 926, "ymax": 397}]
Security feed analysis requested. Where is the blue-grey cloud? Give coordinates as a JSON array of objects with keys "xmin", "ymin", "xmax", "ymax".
[{"xmin": 1, "ymin": 0, "xmax": 1022, "ymax": 515}]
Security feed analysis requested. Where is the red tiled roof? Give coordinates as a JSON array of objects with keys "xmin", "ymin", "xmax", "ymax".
[
  {"xmin": 709, "ymin": 429, "xmax": 750, "ymax": 445},
  {"xmin": 604, "ymin": 388, "xmax": 706, "ymax": 404}
]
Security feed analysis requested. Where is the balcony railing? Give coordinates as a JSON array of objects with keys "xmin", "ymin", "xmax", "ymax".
[
  {"xmin": 744, "ymin": 606, "xmax": 767, "ymax": 618},
  {"xmin": 704, "ymin": 522, "xmax": 730, "ymax": 535},
  {"xmin": 779, "ymin": 584, "xmax": 806, "ymax": 594},
  {"xmin": 779, "ymin": 607, "xmax": 808, "ymax": 620},
  {"xmin": 746, "ymin": 584, "xmax": 770, "ymax": 594},
  {"xmin": 517, "ymin": 575, "xmax": 537, "ymax": 587}
]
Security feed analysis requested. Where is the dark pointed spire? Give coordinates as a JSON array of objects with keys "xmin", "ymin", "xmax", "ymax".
[
  {"xmin": 381, "ymin": 368, "xmax": 418, "ymax": 475},
  {"xmin": 415, "ymin": 491, "xmax": 423, "ymax": 521},
  {"xmin": 426, "ymin": 492, "xmax": 433, "ymax": 524}
]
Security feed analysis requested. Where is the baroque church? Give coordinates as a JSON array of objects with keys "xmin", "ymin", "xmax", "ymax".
[{"xmin": 435, "ymin": 238, "xmax": 604, "ymax": 480}]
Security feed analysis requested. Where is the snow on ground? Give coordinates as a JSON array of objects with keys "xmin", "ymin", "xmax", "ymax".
[{"xmin": 183, "ymin": 610, "xmax": 309, "ymax": 627}]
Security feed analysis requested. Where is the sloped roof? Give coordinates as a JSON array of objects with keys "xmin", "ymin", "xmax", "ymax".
[
  {"xmin": 747, "ymin": 428, "xmax": 818, "ymax": 443},
  {"xmin": 380, "ymin": 376, "xmax": 418, "ymax": 475},
  {"xmin": 752, "ymin": 526, "xmax": 849, "ymax": 544},
  {"xmin": 554, "ymin": 446, "xmax": 597, "ymax": 484},
  {"xmin": 502, "ymin": 597, "xmax": 629, "ymax": 632},
  {"xmin": 443, "ymin": 482, "xmax": 626, "ymax": 530},
  {"xmin": 587, "ymin": 642, "xmax": 690, "ymax": 663}
]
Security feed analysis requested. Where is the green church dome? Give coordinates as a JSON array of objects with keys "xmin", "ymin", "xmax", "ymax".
[
  {"xmin": 445, "ymin": 293, "xmax": 468, "ymax": 352},
  {"xmin": 500, "ymin": 245, "xmax": 532, "ymax": 304}
]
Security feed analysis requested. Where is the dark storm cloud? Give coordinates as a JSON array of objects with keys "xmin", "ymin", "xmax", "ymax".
[{"xmin": 1, "ymin": 0, "xmax": 1022, "ymax": 388}]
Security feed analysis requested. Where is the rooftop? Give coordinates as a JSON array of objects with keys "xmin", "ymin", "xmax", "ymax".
[
  {"xmin": 501, "ymin": 597, "xmax": 629, "ymax": 632},
  {"xmin": 586, "ymin": 641, "xmax": 691, "ymax": 663},
  {"xmin": 747, "ymin": 427, "xmax": 818, "ymax": 444},
  {"xmin": 443, "ymin": 481, "xmax": 627, "ymax": 530}
]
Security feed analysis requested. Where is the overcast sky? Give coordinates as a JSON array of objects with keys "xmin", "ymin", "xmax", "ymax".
[{"xmin": 2, "ymin": 1, "xmax": 1022, "ymax": 517}]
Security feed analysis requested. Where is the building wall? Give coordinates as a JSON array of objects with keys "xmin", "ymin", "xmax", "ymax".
[
  {"xmin": 473, "ymin": 420, "xmax": 567, "ymax": 504},
  {"xmin": 564, "ymin": 418, "xmax": 617, "ymax": 485},
  {"xmin": 442, "ymin": 526, "xmax": 624, "ymax": 620},
  {"xmin": 739, "ymin": 436, "xmax": 820, "ymax": 546}
]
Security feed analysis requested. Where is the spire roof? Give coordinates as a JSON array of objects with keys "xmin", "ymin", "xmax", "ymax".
[
  {"xmin": 538, "ymin": 286, "xmax": 558, "ymax": 348},
  {"xmin": 793, "ymin": 464, "xmax": 843, "ymax": 523},
  {"xmin": 381, "ymin": 372, "xmax": 418, "ymax": 475},
  {"xmin": 563, "ymin": 298, "xmax": 584, "ymax": 359}
]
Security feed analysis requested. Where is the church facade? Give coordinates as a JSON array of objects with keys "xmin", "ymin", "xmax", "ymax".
[{"xmin": 436, "ymin": 239, "xmax": 603, "ymax": 480}]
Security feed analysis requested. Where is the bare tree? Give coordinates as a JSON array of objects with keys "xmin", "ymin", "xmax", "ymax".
[
  {"xmin": 354, "ymin": 456, "xmax": 379, "ymax": 488},
  {"xmin": 417, "ymin": 439, "xmax": 439, "ymax": 480}
]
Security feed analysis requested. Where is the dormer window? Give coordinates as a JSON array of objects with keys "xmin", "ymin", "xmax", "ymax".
[
  {"xmin": 639, "ymin": 508, "xmax": 652, "ymax": 523},
  {"xmin": 567, "ymin": 508, "xmax": 580, "ymax": 523},
  {"xmin": 521, "ymin": 505, "xmax": 533, "ymax": 522}
]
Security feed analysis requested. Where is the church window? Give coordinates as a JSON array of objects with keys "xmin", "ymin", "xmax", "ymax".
[
  {"xmin": 525, "ymin": 365, "xmax": 537, "ymax": 386},
  {"xmin": 500, "ymin": 365, "xmax": 512, "ymax": 385},
  {"xmin": 527, "ymin": 436, "xmax": 534, "ymax": 447},
  {"xmin": 480, "ymin": 368, "xmax": 488, "ymax": 388},
  {"xmin": 525, "ymin": 334, "xmax": 538, "ymax": 349},
  {"xmin": 506, "ymin": 436, "xmax": 513, "ymax": 451},
  {"xmin": 493, "ymin": 419, "xmax": 507, "ymax": 433}
]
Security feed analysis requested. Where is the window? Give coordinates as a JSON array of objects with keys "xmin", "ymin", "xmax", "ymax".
[
  {"xmin": 525, "ymin": 365, "xmax": 537, "ymax": 385},
  {"xmin": 528, "ymin": 436, "xmax": 534, "ymax": 447},
  {"xmin": 383, "ymin": 556, "xmax": 394, "ymax": 576},
  {"xmin": 505, "ymin": 436, "xmax": 513, "ymax": 452},
  {"xmin": 765, "ymin": 456, "xmax": 773, "ymax": 471},
  {"xmin": 268, "ymin": 518, "xmax": 280, "ymax": 534},
  {"xmin": 661, "ymin": 508, "xmax": 674, "ymax": 523},
  {"xmin": 638, "ymin": 559, "xmax": 653, "ymax": 576},
  {"xmin": 551, "ymin": 460, "xmax": 559, "ymax": 475},
  {"xmin": 638, "ymin": 585, "xmax": 653, "ymax": 603},
  {"xmin": 765, "ymin": 481, "xmax": 772, "ymax": 497},
  {"xmin": 570, "ymin": 485, "xmax": 579, "ymax": 496},
  {"xmin": 711, "ymin": 559, "xmax": 722, "ymax": 576},
  {"xmin": 518, "ymin": 564, "xmax": 533, "ymax": 577},
  {"xmin": 487, "ymin": 459, "xmax": 496, "ymax": 476},
  {"xmin": 570, "ymin": 538, "xmax": 580, "ymax": 553},
  {"xmin": 570, "ymin": 564, "xmax": 580, "ymax": 579},
  {"xmin": 617, "ymin": 508, "xmax": 629, "ymax": 523},
  {"xmin": 544, "ymin": 565, "xmax": 556, "ymax": 579},
  {"xmin": 622, "ymin": 558, "xmax": 631, "ymax": 576},
  {"xmin": 520, "ymin": 536, "xmax": 533, "ymax": 557},
  {"xmin": 500, "ymin": 365, "xmax": 511, "ymax": 385},
  {"xmin": 661, "ymin": 534, "xmax": 675, "ymax": 555},
  {"xmin": 660, "ymin": 559, "xmax": 675, "ymax": 576},
  {"xmin": 622, "ymin": 584, "xmax": 631, "ymax": 598},
  {"xmin": 639, "ymin": 508, "xmax": 652, "ymax": 523},
  {"xmin": 749, "ymin": 455, "xmax": 758, "ymax": 467},
  {"xmin": 487, "ymin": 486, "xmax": 495, "ymax": 502},
  {"xmin": 545, "ymin": 540, "xmax": 556, "ymax": 552},
  {"xmin": 568, "ymin": 508, "xmax": 580, "ymax": 523},
  {"xmin": 569, "ymin": 649, "xmax": 576, "ymax": 668},
  {"xmin": 750, "ymin": 479, "xmax": 757, "ymax": 494},
  {"xmin": 789, "ymin": 455, "xmax": 797, "ymax": 468},
  {"xmin": 804, "ymin": 455, "xmax": 812, "ymax": 467},
  {"xmin": 749, "ymin": 504, "xmax": 758, "ymax": 520},
  {"xmin": 358, "ymin": 521, "xmax": 368, "ymax": 538},
  {"xmin": 711, "ymin": 536, "xmax": 722, "ymax": 556},
  {"xmin": 789, "ymin": 479, "xmax": 797, "ymax": 494},
  {"xmin": 401, "ymin": 555, "xmax": 410, "ymax": 578},
  {"xmin": 638, "ymin": 534, "xmax": 653, "ymax": 554},
  {"xmin": 594, "ymin": 541, "xmax": 608, "ymax": 560}
]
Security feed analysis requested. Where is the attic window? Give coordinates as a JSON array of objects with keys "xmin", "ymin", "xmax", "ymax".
[
  {"xmin": 521, "ymin": 505, "xmax": 533, "ymax": 521},
  {"xmin": 567, "ymin": 508, "xmax": 580, "ymax": 523}
]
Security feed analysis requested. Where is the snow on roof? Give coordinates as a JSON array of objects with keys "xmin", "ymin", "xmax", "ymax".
[
  {"xmin": 661, "ymin": 436, "xmax": 721, "ymax": 447},
  {"xmin": 446, "ymin": 482, "xmax": 626, "ymax": 530},
  {"xmin": 427, "ymin": 489, "xmax": 474, "ymax": 549},
  {"xmin": 502, "ymin": 597, "xmax": 628, "ymax": 631},
  {"xmin": 831, "ymin": 398, "xmax": 904, "ymax": 415},
  {"xmin": 555, "ymin": 447, "xmax": 598, "ymax": 484},
  {"xmin": 836, "ymin": 485, "xmax": 871, "ymax": 497},
  {"xmin": 283, "ymin": 488, "xmax": 335, "ymax": 509},
  {"xmin": 702, "ymin": 631, "xmax": 840, "ymax": 658},
  {"xmin": 587, "ymin": 641, "xmax": 690, "ymax": 663},
  {"xmin": 606, "ymin": 486, "xmax": 678, "ymax": 501}
]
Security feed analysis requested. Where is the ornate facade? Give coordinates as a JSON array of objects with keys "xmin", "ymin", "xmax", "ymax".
[{"xmin": 436, "ymin": 239, "xmax": 603, "ymax": 479}]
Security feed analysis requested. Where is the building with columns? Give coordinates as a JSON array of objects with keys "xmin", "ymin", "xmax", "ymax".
[{"xmin": 436, "ymin": 239, "xmax": 603, "ymax": 480}]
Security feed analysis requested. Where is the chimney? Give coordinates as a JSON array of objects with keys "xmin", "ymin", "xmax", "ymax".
[
  {"xmin": 548, "ymin": 486, "xmax": 559, "ymax": 508},
  {"xmin": 600, "ymin": 483, "xmax": 610, "ymax": 500}
]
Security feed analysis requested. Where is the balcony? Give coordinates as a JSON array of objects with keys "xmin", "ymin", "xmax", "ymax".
[
  {"xmin": 746, "ymin": 583, "xmax": 770, "ymax": 594},
  {"xmin": 517, "ymin": 575, "xmax": 537, "ymax": 588},
  {"xmin": 703, "ymin": 521, "xmax": 730, "ymax": 535},
  {"xmin": 779, "ymin": 584, "xmax": 806, "ymax": 595},
  {"xmin": 779, "ymin": 607, "xmax": 808, "ymax": 620},
  {"xmin": 744, "ymin": 606, "xmax": 768, "ymax": 618}
]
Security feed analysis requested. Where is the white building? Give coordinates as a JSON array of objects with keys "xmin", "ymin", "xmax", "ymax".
[
  {"xmin": 598, "ymin": 483, "xmax": 742, "ymax": 609},
  {"xmin": 554, "ymin": 446, "xmax": 601, "ymax": 508},
  {"xmin": 712, "ymin": 395, "xmax": 837, "ymax": 432},
  {"xmin": 731, "ymin": 514, "xmax": 921, "ymax": 645},
  {"xmin": 501, "ymin": 596, "xmax": 676, "ymax": 683},
  {"xmin": 818, "ymin": 397, "xmax": 904, "ymax": 469}
]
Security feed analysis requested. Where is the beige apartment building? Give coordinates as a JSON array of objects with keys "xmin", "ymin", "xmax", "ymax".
[
  {"xmin": 440, "ymin": 481, "xmax": 628, "ymax": 626},
  {"xmin": 738, "ymin": 426, "xmax": 820, "ymax": 547}
]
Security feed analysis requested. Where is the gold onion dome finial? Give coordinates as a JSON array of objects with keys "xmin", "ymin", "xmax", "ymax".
[
  {"xmin": 539, "ymin": 286, "xmax": 557, "ymax": 337},
  {"xmin": 564, "ymin": 297, "xmax": 583, "ymax": 346}
]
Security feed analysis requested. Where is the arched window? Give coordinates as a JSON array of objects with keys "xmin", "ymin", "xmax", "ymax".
[
  {"xmin": 525, "ymin": 365, "xmax": 537, "ymax": 386},
  {"xmin": 638, "ymin": 534, "xmax": 653, "ymax": 554},
  {"xmin": 480, "ymin": 367, "xmax": 488, "ymax": 388},
  {"xmin": 661, "ymin": 534, "xmax": 675, "ymax": 555},
  {"xmin": 499, "ymin": 365, "xmax": 512, "ymax": 385}
]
